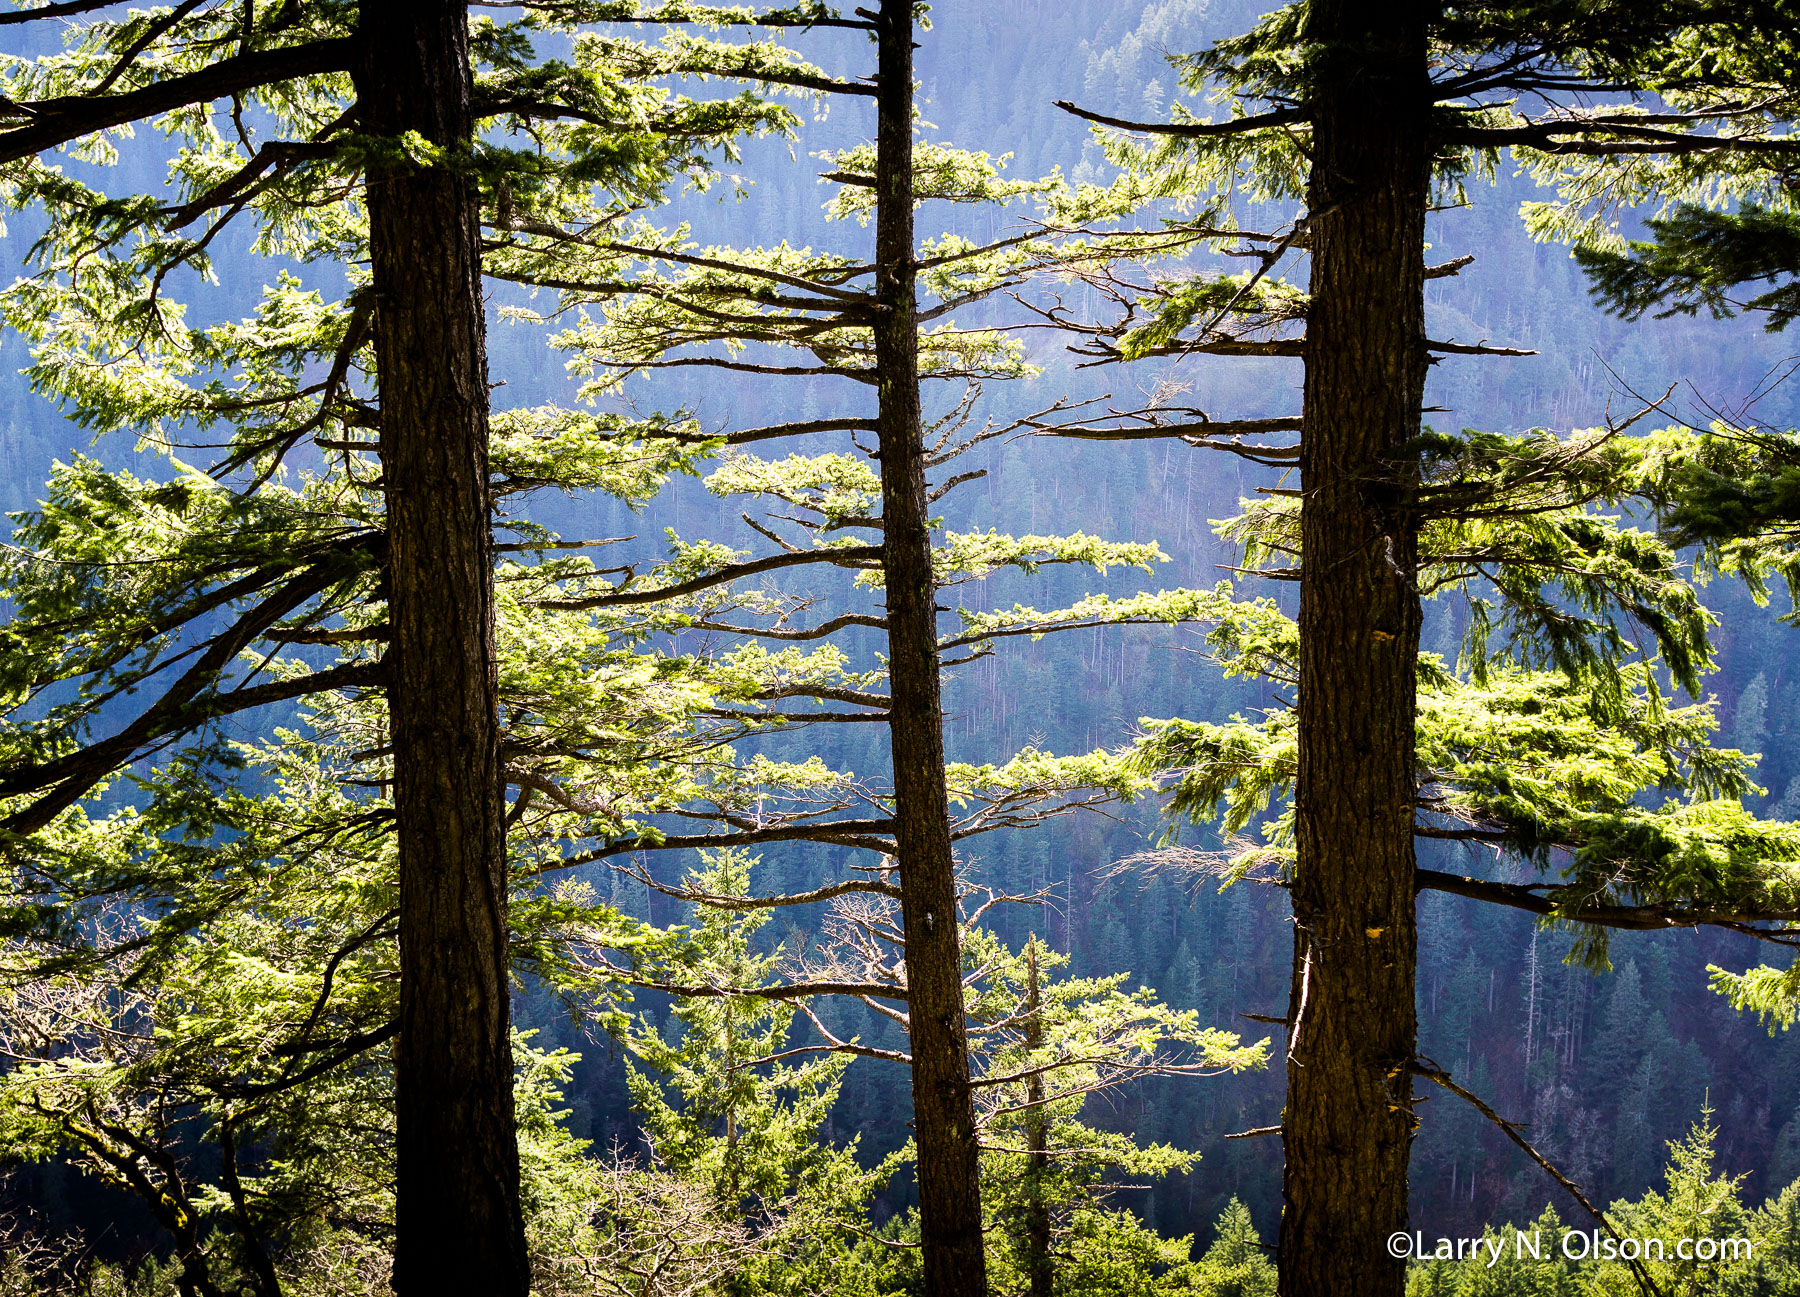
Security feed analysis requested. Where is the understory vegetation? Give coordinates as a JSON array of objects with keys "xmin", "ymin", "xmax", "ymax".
[{"xmin": 2, "ymin": 2, "xmax": 1799, "ymax": 1296}]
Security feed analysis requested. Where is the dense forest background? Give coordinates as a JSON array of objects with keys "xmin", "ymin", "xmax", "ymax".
[{"xmin": 4, "ymin": 0, "xmax": 1800, "ymax": 1259}]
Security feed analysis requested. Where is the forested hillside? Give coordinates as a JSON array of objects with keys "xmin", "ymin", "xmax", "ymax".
[
  {"xmin": 2, "ymin": 3, "xmax": 1799, "ymax": 1295},
  {"xmin": 485, "ymin": 0, "xmax": 1800, "ymax": 1243}
]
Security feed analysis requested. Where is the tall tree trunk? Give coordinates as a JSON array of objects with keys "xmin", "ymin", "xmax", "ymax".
[
  {"xmin": 1278, "ymin": 4, "xmax": 1428, "ymax": 1295},
  {"xmin": 872, "ymin": 1, "xmax": 988, "ymax": 1291},
  {"xmin": 1023, "ymin": 938, "xmax": 1053, "ymax": 1297},
  {"xmin": 357, "ymin": 4, "xmax": 529, "ymax": 1293}
]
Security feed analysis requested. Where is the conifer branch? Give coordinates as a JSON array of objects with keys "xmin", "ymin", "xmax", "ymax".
[
  {"xmin": 1, "ymin": 660, "xmax": 387, "ymax": 837},
  {"xmin": 702, "ymin": 707, "xmax": 887, "ymax": 724},
  {"xmin": 1223, "ymin": 1124, "xmax": 1282, "ymax": 1140},
  {"xmin": 1441, "ymin": 120, "xmax": 1799, "ymax": 157},
  {"xmin": 1053, "ymin": 100, "xmax": 1307, "ymax": 137},
  {"xmin": 754, "ymin": 684, "xmax": 889, "ymax": 709},
  {"xmin": 221, "ymin": 1020, "xmax": 401, "ymax": 1102},
  {"xmin": 564, "ymin": 819, "xmax": 899, "ymax": 866},
  {"xmin": 0, "ymin": 534, "xmax": 385, "ymax": 826},
  {"xmin": 0, "ymin": 39, "xmax": 356, "ymax": 165},
  {"xmin": 1427, "ymin": 339, "xmax": 1538, "ymax": 357},
  {"xmin": 163, "ymin": 140, "xmax": 339, "ymax": 228},
  {"xmin": 613, "ymin": 857, "xmax": 902, "ymax": 909},
  {"xmin": 623, "ymin": 8, "xmax": 876, "ymax": 32},
  {"xmin": 0, "ymin": 0, "xmax": 119, "ymax": 26},
  {"xmin": 539, "ymin": 544, "xmax": 882, "ymax": 610},
  {"xmin": 611, "ymin": 241, "xmax": 872, "ymax": 296},
  {"xmin": 1411, "ymin": 1059, "xmax": 1663, "ymax": 1297},
  {"xmin": 1415, "ymin": 867, "xmax": 1800, "ymax": 930},
  {"xmin": 687, "ymin": 611, "xmax": 888, "ymax": 641}
]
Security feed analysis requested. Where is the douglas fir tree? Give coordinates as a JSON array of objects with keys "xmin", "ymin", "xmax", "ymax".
[
  {"xmin": 1051, "ymin": 3, "xmax": 1800, "ymax": 1292},
  {"xmin": 0, "ymin": 4, "xmax": 802, "ymax": 1288}
]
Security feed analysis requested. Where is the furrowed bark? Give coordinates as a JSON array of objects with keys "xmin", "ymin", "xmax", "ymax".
[
  {"xmin": 872, "ymin": 2, "xmax": 988, "ymax": 1292},
  {"xmin": 356, "ymin": 4, "xmax": 529, "ymax": 1293},
  {"xmin": 1279, "ymin": 5, "xmax": 1429, "ymax": 1296}
]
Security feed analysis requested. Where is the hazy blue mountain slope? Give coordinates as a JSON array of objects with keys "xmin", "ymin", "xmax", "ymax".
[{"xmin": 2, "ymin": 0, "xmax": 1796, "ymax": 1259}]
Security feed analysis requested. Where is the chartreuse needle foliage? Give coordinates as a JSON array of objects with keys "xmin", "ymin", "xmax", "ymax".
[
  {"xmin": 1127, "ymin": 466, "xmax": 1800, "ymax": 969},
  {"xmin": 963, "ymin": 931, "xmax": 1266, "ymax": 1296},
  {"xmin": 21, "ymin": 0, "xmax": 1799, "ymax": 1289},
  {"xmin": 1050, "ymin": 10, "xmax": 1800, "ymax": 1086},
  {"xmin": 0, "ymin": 3, "xmax": 1272, "ymax": 1293},
  {"xmin": 615, "ymin": 850, "xmax": 899, "ymax": 1297},
  {"xmin": 1502, "ymin": 4, "xmax": 1800, "ymax": 1031},
  {"xmin": 0, "ymin": 0, "xmax": 829, "ymax": 857},
  {"xmin": 0, "ymin": 701, "xmax": 669, "ymax": 1294},
  {"xmin": 1401, "ymin": 1109, "xmax": 1800, "ymax": 1296},
  {"xmin": 0, "ymin": 5, "xmax": 843, "ymax": 1292},
  {"xmin": 1062, "ymin": 0, "xmax": 1800, "ymax": 957},
  {"xmin": 1619, "ymin": 424, "xmax": 1800, "ymax": 1028}
]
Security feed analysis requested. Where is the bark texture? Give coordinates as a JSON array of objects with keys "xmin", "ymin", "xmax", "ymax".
[
  {"xmin": 872, "ymin": 2, "xmax": 988, "ymax": 1291},
  {"xmin": 357, "ymin": 3, "xmax": 529, "ymax": 1293},
  {"xmin": 1278, "ymin": 4, "xmax": 1428, "ymax": 1295}
]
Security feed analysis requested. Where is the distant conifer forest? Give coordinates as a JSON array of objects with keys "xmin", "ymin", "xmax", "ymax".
[{"xmin": 2, "ymin": 3, "xmax": 1799, "ymax": 1295}]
